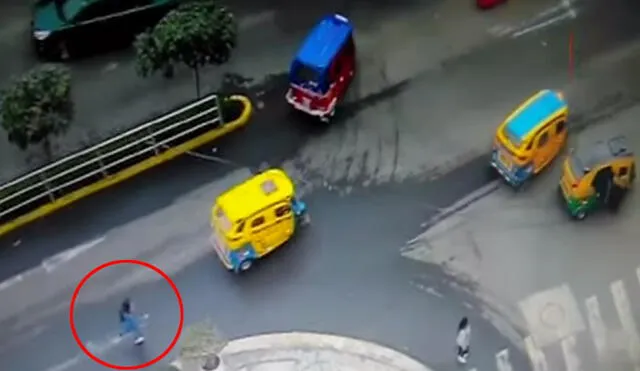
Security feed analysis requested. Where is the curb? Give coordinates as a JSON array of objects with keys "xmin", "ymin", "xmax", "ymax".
[
  {"xmin": 0, "ymin": 95, "xmax": 253, "ymax": 239},
  {"xmin": 171, "ymin": 332, "xmax": 433, "ymax": 371},
  {"xmin": 419, "ymin": 180, "xmax": 499, "ymax": 232}
]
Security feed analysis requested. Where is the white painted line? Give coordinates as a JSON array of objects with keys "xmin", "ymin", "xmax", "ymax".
[
  {"xmin": 561, "ymin": 335, "xmax": 582, "ymax": 371},
  {"xmin": 535, "ymin": 4, "xmax": 567, "ymax": 20},
  {"xmin": 585, "ymin": 295, "xmax": 607, "ymax": 360},
  {"xmin": 610, "ymin": 280, "xmax": 640, "ymax": 369},
  {"xmin": 525, "ymin": 336, "xmax": 549, "ymax": 371},
  {"xmin": 238, "ymin": 10, "xmax": 275, "ymax": 30},
  {"xmin": 512, "ymin": 11, "xmax": 575, "ymax": 38},
  {"xmin": 496, "ymin": 348, "xmax": 513, "ymax": 371},
  {"xmin": 41, "ymin": 236, "xmax": 105, "ymax": 273},
  {"xmin": 44, "ymin": 355, "xmax": 81, "ymax": 371}
]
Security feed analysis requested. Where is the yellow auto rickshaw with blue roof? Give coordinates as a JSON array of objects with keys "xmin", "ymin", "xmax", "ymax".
[
  {"xmin": 491, "ymin": 89, "xmax": 569, "ymax": 188},
  {"xmin": 210, "ymin": 168, "xmax": 309, "ymax": 273}
]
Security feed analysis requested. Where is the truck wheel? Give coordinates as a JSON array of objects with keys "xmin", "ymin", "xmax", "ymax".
[
  {"xmin": 574, "ymin": 209, "xmax": 587, "ymax": 220},
  {"xmin": 239, "ymin": 259, "xmax": 253, "ymax": 272},
  {"xmin": 235, "ymin": 259, "xmax": 253, "ymax": 273}
]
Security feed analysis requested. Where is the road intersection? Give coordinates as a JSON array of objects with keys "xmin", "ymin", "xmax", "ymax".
[{"xmin": 2, "ymin": 0, "xmax": 640, "ymax": 371}]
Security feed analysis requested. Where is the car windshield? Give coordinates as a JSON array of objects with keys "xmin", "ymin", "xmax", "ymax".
[
  {"xmin": 62, "ymin": 0, "xmax": 86, "ymax": 21},
  {"xmin": 570, "ymin": 155, "xmax": 588, "ymax": 178},
  {"xmin": 215, "ymin": 206, "xmax": 233, "ymax": 233},
  {"xmin": 294, "ymin": 65, "xmax": 321, "ymax": 86},
  {"xmin": 502, "ymin": 128, "xmax": 524, "ymax": 148}
]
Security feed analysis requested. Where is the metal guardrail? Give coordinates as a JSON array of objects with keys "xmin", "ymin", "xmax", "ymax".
[{"xmin": 0, "ymin": 94, "xmax": 223, "ymax": 224}]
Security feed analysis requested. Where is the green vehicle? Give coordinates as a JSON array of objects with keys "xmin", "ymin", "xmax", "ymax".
[
  {"xmin": 558, "ymin": 136, "xmax": 635, "ymax": 220},
  {"xmin": 31, "ymin": 0, "xmax": 177, "ymax": 60}
]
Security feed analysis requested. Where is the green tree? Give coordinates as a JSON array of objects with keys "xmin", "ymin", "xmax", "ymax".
[
  {"xmin": 0, "ymin": 64, "xmax": 73, "ymax": 161},
  {"xmin": 134, "ymin": 0, "xmax": 238, "ymax": 97}
]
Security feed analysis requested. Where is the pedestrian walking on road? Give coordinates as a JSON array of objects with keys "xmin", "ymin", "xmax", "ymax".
[
  {"xmin": 456, "ymin": 317, "xmax": 471, "ymax": 364},
  {"xmin": 119, "ymin": 298, "xmax": 147, "ymax": 345}
]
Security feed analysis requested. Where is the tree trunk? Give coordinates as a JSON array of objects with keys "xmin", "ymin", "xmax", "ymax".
[
  {"xmin": 42, "ymin": 136, "xmax": 54, "ymax": 162},
  {"xmin": 194, "ymin": 65, "xmax": 201, "ymax": 98}
]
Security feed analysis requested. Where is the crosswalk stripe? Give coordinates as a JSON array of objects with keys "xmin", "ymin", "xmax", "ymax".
[
  {"xmin": 585, "ymin": 295, "xmax": 607, "ymax": 361},
  {"xmin": 525, "ymin": 336, "xmax": 549, "ymax": 371},
  {"xmin": 610, "ymin": 280, "xmax": 640, "ymax": 370},
  {"xmin": 561, "ymin": 335, "xmax": 582, "ymax": 371},
  {"xmin": 496, "ymin": 348, "xmax": 513, "ymax": 371}
]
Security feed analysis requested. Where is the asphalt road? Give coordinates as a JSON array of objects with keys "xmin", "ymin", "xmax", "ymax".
[
  {"xmin": 2, "ymin": 0, "xmax": 640, "ymax": 370},
  {"xmin": 0, "ymin": 0, "xmax": 558, "ymax": 180},
  {"xmin": 406, "ymin": 102, "xmax": 640, "ymax": 370}
]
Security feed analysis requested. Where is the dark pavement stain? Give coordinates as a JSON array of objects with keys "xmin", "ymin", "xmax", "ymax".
[
  {"xmin": 0, "ymin": 71, "xmax": 416, "ymax": 279},
  {"xmin": 338, "ymin": 79, "xmax": 411, "ymax": 121},
  {"xmin": 0, "ymin": 152, "xmax": 530, "ymax": 370}
]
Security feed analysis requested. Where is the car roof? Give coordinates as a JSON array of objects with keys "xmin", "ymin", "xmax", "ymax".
[
  {"xmin": 576, "ymin": 136, "xmax": 634, "ymax": 170},
  {"xmin": 216, "ymin": 168, "xmax": 295, "ymax": 221},
  {"xmin": 505, "ymin": 90, "xmax": 567, "ymax": 141},
  {"xmin": 295, "ymin": 14, "xmax": 353, "ymax": 71}
]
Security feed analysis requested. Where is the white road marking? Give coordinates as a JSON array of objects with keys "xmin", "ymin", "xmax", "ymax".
[
  {"xmin": 496, "ymin": 348, "xmax": 513, "ymax": 371},
  {"xmin": 519, "ymin": 284, "xmax": 585, "ymax": 347},
  {"xmin": 0, "ymin": 274, "xmax": 24, "ymax": 292},
  {"xmin": 44, "ymin": 356, "xmax": 81, "ymax": 371},
  {"xmin": 42, "ymin": 332, "xmax": 125, "ymax": 371},
  {"xmin": 525, "ymin": 336, "xmax": 549, "ymax": 371},
  {"xmin": 610, "ymin": 280, "xmax": 640, "ymax": 370},
  {"xmin": 41, "ymin": 236, "xmax": 105, "ymax": 273},
  {"xmin": 238, "ymin": 10, "xmax": 275, "ymax": 30},
  {"xmin": 585, "ymin": 295, "xmax": 608, "ymax": 360},
  {"xmin": 101, "ymin": 62, "xmax": 118, "ymax": 73},
  {"xmin": 561, "ymin": 335, "xmax": 582, "ymax": 371},
  {"xmin": 512, "ymin": 11, "xmax": 576, "ymax": 38},
  {"xmin": 86, "ymin": 334, "xmax": 124, "ymax": 355}
]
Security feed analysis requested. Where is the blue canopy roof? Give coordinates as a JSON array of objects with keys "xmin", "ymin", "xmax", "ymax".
[
  {"xmin": 294, "ymin": 14, "xmax": 353, "ymax": 71},
  {"xmin": 506, "ymin": 90, "xmax": 567, "ymax": 140}
]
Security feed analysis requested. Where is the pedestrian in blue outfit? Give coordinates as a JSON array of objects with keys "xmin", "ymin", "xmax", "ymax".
[{"xmin": 119, "ymin": 298, "xmax": 147, "ymax": 345}]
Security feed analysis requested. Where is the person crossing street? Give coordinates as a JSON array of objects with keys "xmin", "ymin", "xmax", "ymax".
[
  {"xmin": 456, "ymin": 317, "xmax": 471, "ymax": 364},
  {"xmin": 118, "ymin": 298, "xmax": 147, "ymax": 345}
]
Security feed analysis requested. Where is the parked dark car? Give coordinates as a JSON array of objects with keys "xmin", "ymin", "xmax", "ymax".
[{"xmin": 31, "ymin": 0, "xmax": 178, "ymax": 60}]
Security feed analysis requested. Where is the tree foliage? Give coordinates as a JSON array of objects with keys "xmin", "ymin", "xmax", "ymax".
[
  {"xmin": 134, "ymin": 0, "xmax": 238, "ymax": 96},
  {"xmin": 0, "ymin": 64, "xmax": 73, "ymax": 159}
]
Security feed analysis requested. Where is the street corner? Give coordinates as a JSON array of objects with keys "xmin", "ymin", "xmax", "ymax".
[
  {"xmin": 214, "ymin": 332, "xmax": 434, "ymax": 371},
  {"xmin": 518, "ymin": 283, "xmax": 586, "ymax": 348}
]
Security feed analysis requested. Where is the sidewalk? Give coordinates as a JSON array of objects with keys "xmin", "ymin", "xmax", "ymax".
[
  {"xmin": 401, "ymin": 103, "xmax": 640, "ymax": 369},
  {"xmin": 0, "ymin": 0, "xmax": 561, "ymax": 182},
  {"xmin": 169, "ymin": 332, "xmax": 434, "ymax": 371}
]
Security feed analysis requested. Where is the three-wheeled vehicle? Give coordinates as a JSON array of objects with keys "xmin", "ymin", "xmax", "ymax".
[
  {"xmin": 559, "ymin": 136, "xmax": 635, "ymax": 220},
  {"xmin": 491, "ymin": 89, "xmax": 569, "ymax": 188},
  {"xmin": 210, "ymin": 168, "xmax": 310, "ymax": 273},
  {"xmin": 286, "ymin": 14, "xmax": 356, "ymax": 122}
]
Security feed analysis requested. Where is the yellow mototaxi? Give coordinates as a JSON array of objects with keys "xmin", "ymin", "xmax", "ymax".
[
  {"xmin": 491, "ymin": 89, "xmax": 568, "ymax": 188},
  {"xmin": 210, "ymin": 168, "xmax": 310, "ymax": 273},
  {"xmin": 559, "ymin": 136, "xmax": 635, "ymax": 220}
]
